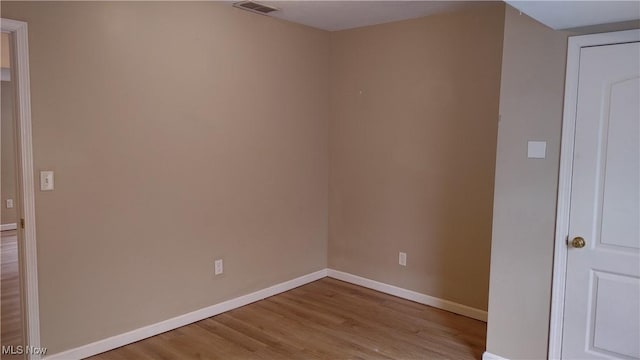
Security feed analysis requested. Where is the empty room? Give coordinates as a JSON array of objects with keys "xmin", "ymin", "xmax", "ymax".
[{"xmin": 0, "ymin": 1, "xmax": 638, "ymax": 359}]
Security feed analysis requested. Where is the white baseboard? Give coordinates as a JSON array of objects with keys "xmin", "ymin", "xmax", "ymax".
[
  {"xmin": 1, "ymin": 223, "xmax": 17, "ymax": 231},
  {"xmin": 483, "ymin": 351, "xmax": 509, "ymax": 360},
  {"xmin": 44, "ymin": 269, "xmax": 328, "ymax": 360},
  {"xmin": 45, "ymin": 268, "xmax": 487, "ymax": 359},
  {"xmin": 326, "ymin": 269, "xmax": 488, "ymax": 322}
]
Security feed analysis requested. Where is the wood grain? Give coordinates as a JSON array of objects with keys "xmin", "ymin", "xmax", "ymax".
[
  {"xmin": 90, "ymin": 278, "xmax": 485, "ymax": 359},
  {"xmin": 1, "ymin": 230, "xmax": 25, "ymax": 360}
]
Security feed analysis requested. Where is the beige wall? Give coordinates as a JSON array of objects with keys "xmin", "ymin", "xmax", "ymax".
[
  {"xmin": 11, "ymin": 1, "xmax": 633, "ymax": 357},
  {"xmin": 329, "ymin": 3, "xmax": 505, "ymax": 311},
  {"xmin": 2, "ymin": 80, "xmax": 18, "ymax": 225},
  {"xmin": 1, "ymin": 32, "xmax": 10, "ymax": 69},
  {"xmin": 1, "ymin": 33, "xmax": 17, "ymax": 226},
  {"xmin": 1, "ymin": 1, "xmax": 329, "ymax": 353},
  {"xmin": 486, "ymin": 7, "xmax": 568, "ymax": 358}
]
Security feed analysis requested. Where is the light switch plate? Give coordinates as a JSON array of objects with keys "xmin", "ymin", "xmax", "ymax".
[
  {"xmin": 40, "ymin": 171, "xmax": 54, "ymax": 191},
  {"xmin": 528, "ymin": 141, "xmax": 547, "ymax": 159}
]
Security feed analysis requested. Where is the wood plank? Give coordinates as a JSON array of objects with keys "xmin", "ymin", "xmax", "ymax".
[
  {"xmin": 1, "ymin": 230, "xmax": 25, "ymax": 360},
  {"xmin": 90, "ymin": 278, "xmax": 486, "ymax": 359}
]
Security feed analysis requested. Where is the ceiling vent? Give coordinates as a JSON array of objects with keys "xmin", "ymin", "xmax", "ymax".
[{"xmin": 233, "ymin": 1, "xmax": 279, "ymax": 16}]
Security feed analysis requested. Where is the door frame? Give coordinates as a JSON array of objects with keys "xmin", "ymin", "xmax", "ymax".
[
  {"xmin": 548, "ymin": 28, "xmax": 640, "ymax": 360},
  {"xmin": 1, "ymin": 18, "xmax": 41, "ymax": 359}
]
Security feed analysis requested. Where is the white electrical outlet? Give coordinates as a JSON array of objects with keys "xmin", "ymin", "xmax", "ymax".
[
  {"xmin": 214, "ymin": 259, "xmax": 224, "ymax": 275},
  {"xmin": 399, "ymin": 252, "xmax": 407, "ymax": 266},
  {"xmin": 6, "ymin": 199, "xmax": 13, "ymax": 209}
]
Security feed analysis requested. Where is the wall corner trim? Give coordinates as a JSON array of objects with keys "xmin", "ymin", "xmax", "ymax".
[
  {"xmin": 43, "ymin": 269, "xmax": 328, "ymax": 360},
  {"xmin": 326, "ymin": 269, "xmax": 488, "ymax": 322},
  {"xmin": 482, "ymin": 351, "xmax": 509, "ymax": 360}
]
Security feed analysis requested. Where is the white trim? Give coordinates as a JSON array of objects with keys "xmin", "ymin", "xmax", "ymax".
[
  {"xmin": 1, "ymin": 223, "xmax": 17, "ymax": 231},
  {"xmin": 1, "ymin": 18, "xmax": 40, "ymax": 360},
  {"xmin": 326, "ymin": 269, "xmax": 487, "ymax": 322},
  {"xmin": 482, "ymin": 351, "xmax": 509, "ymax": 360},
  {"xmin": 548, "ymin": 29, "xmax": 640, "ymax": 360},
  {"xmin": 42, "ymin": 268, "xmax": 489, "ymax": 359},
  {"xmin": 1, "ymin": 67, "xmax": 10, "ymax": 81},
  {"xmin": 44, "ymin": 269, "xmax": 328, "ymax": 360}
]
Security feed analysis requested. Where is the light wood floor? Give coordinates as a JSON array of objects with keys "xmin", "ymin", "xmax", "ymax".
[
  {"xmin": 90, "ymin": 278, "xmax": 486, "ymax": 359},
  {"xmin": 1, "ymin": 230, "xmax": 25, "ymax": 360}
]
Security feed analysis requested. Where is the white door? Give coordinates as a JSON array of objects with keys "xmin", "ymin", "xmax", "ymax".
[{"xmin": 562, "ymin": 41, "xmax": 640, "ymax": 359}]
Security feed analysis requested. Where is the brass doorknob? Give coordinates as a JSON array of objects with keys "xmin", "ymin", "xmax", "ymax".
[{"xmin": 571, "ymin": 237, "xmax": 586, "ymax": 248}]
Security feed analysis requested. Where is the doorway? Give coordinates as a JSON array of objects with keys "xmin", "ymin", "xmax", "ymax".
[
  {"xmin": 1, "ymin": 29, "xmax": 25, "ymax": 359},
  {"xmin": 549, "ymin": 29, "xmax": 640, "ymax": 359},
  {"xmin": 0, "ymin": 18, "xmax": 40, "ymax": 360}
]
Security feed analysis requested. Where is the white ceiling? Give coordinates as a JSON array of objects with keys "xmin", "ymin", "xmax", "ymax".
[
  {"xmin": 506, "ymin": 1, "xmax": 640, "ymax": 30},
  {"xmin": 232, "ymin": 1, "xmax": 640, "ymax": 32},
  {"xmin": 258, "ymin": 1, "xmax": 487, "ymax": 31}
]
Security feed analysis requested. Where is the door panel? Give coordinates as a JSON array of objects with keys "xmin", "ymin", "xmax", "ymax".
[
  {"xmin": 591, "ymin": 271, "xmax": 640, "ymax": 359},
  {"xmin": 562, "ymin": 42, "xmax": 640, "ymax": 359},
  {"xmin": 600, "ymin": 77, "xmax": 639, "ymax": 250}
]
